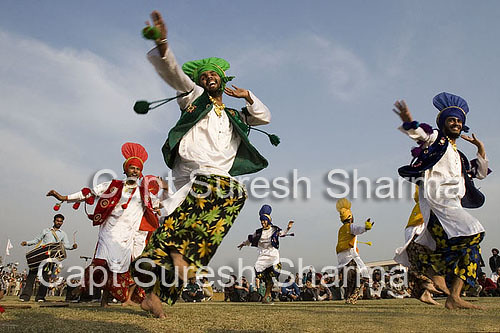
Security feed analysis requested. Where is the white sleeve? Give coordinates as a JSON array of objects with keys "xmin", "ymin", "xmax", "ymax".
[
  {"xmin": 398, "ymin": 126, "xmax": 438, "ymax": 146},
  {"xmin": 242, "ymin": 91, "xmax": 271, "ymax": 126},
  {"xmin": 350, "ymin": 224, "xmax": 367, "ymax": 236},
  {"xmin": 147, "ymin": 46, "xmax": 204, "ymax": 110},
  {"xmin": 279, "ymin": 228, "xmax": 291, "ymax": 236},
  {"xmin": 66, "ymin": 181, "xmax": 112, "ymax": 201},
  {"xmin": 474, "ymin": 153, "xmax": 489, "ymax": 180}
]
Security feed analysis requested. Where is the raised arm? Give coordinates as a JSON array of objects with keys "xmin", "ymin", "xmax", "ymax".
[
  {"xmin": 393, "ymin": 99, "xmax": 436, "ymax": 144},
  {"xmin": 237, "ymin": 239, "xmax": 251, "ymax": 250},
  {"xmin": 279, "ymin": 221, "xmax": 294, "ymax": 236},
  {"xmin": 22, "ymin": 229, "xmax": 48, "ymax": 247},
  {"xmin": 146, "ymin": 10, "xmax": 202, "ymax": 108},
  {"xmin": 226, "ymin": 85, "xmax": 271, "ymax": 126},
  {"xmin": 461, "ymin": 133, "xmax": 489, "ymax": 179},
  {"xmin": 149, "ymin": 10, "xmax": 168, "ymax": 58},
  {"xmin": 350, "ymin": 219, "xmax": 373, "ymax": 235},
  {"xmin": 47, "ymin": 182, "xmax": 111, "ymax": 203}
]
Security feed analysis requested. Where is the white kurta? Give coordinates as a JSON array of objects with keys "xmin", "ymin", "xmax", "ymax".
[
  {"xmin": 243, "ymin": 227, "xmax": 290, "ymax": 272},
  {"xmin": 68, "ymin": 181, "xmax": 158, "ymax": 273},
  {"xmin": 336, "ymin": 224, "xmax": 369, "ymax": 278},
  {"xmin": 400, "ymin": 126, "xmax": 489, "ymax": 250},
  {"xmin": 147, "ymin": 47, "xmax": 271, "ymax": 216}
]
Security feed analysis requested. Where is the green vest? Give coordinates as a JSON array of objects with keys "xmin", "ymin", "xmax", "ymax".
[{"xmin": 161, "ymin": 91, "xmax": 269, "ymax": 176}]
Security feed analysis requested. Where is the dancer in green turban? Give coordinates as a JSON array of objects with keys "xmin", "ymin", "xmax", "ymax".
[{"xmin": 132, "ymin": 10, "xmax": 274, "ymax": 318}]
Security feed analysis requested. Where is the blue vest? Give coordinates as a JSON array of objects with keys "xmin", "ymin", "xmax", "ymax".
[
  {"xmin": 248, "ymin": 226, "xmax": 282, "ymax": 249},
  {"xmin": 398, "ymin": 129, "xmax": 485, "ymax": 209}
]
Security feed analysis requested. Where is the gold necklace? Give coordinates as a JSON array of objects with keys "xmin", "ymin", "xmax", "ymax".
[
  {"xmin": 208, "ymin": 95, "xmax": 225, "ymax": 117},
  {"xmin": 447, "ymin": 137, "xmax": 457, "ymax": 151}
]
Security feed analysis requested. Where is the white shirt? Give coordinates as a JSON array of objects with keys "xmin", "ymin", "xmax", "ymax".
[
  {"xmin": 148, "ymin": 47, "xmax": 271, "ymax": 191},
  {"xmin": 242, "ymin": 227, "xmax": 290, "ymax": 272},
  {"xmin": 400, "ymin": 126, "xmax": 488, "ymax": 249},
  {"xmin": 68, "ymin": 180, "xmax": 159, "ymax": 273}
]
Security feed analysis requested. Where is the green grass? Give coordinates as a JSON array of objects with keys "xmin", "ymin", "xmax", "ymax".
[{"xmin": 1, "ymin": 296, "xmax": 499, "ymax": 332}]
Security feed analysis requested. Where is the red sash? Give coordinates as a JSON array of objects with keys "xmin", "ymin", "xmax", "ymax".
[{"xmin": 89, "ymin": 179, "xmax": 159, "ymax": 231}]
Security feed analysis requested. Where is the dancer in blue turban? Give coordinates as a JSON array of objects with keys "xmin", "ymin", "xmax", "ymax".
[
  {"xmin": 238, "ymin": 205, "xmax": 294, "ymax": 303},
  {"xmin": 394, "ymin": 92, "xmax": 491, "ymax": 309}
]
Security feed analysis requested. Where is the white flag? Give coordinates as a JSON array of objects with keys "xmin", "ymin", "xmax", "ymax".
[{"xmin": 5, "ymin": 239, "xmax": 13, "ymax": 256}]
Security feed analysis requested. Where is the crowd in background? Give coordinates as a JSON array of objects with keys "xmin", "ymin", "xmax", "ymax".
[
  {"xmin": 1, "ymin": 246, "xmax": 499, "ymax": 303},
  {"xmin": 222, "ymin": 269, "xmax": 410, "ymax": 303}
]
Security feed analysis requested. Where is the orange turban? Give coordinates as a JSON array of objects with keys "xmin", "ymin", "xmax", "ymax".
[{"xmin": 121, "ymin": 142, "xmax": 148, "ymax": 172}]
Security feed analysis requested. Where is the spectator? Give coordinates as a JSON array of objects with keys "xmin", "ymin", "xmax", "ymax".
[
  {"xmin": 327, "ymin": 273, "xmax": 343, "ymax": 300},
  {"xmin": 301, "ymin": 279, "xmax": 318, "ymax": 301},
  {"xmin": 295, "ymin": 273, "xmax": 301, "ymax": 287},
  {"xmin": 234, "ymin": 276, "xmax": 250, "ymax": 302},
  {"xmin": 248, "ymin": 278, "xmax": 264, "ymax": 302},
  {"xmin": 489, "ymin": 248, "xmax": 500, "ymax": 274},
  {"xmin": 200, "ymin": 277, "xmax": 213, "ymax": 301},
  {"xmin": 491, "ymin": 267, "xmax": 500, "ymax": 284},
  {"xmin": 181, "ymin": 277, "xmax": 203, "ymax": 302},
  {"xmin": 369, "ymin": 271, "xmax": 383, "ymax": 299},
  {"xmin": 477, "ymin": 272, "xmax": 499, "ymax": 297},
  {"xmin": 306, "ymin": 267, "xmax": 314, "ymax": 283},
  {"xmin": 224, "ymin": 275, "xmax": 238, "ymax": 302},
  {"xmin": 317, "ymin": 283, "xmax": 332, "ymax": 301},
  {"xmin": 279, "ymin": 276, "xmax": 300, "ymax": 301},
  {"xmin": 14, "ymin": 278, "xmax": 21, "ymax": 296}
]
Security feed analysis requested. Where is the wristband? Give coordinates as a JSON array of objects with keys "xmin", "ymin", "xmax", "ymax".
[{"xmin": 402, "ymin": 121, "xmax": 419, "ymax": 131}]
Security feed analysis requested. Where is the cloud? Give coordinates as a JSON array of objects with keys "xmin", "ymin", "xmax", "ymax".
[
  {"xmin": 225, "ymin": 32, "xmax": 369, "ymax": 101},
  {"xmin": 0, "ymin": 29, "xmax": 175, "ymax": 268}
]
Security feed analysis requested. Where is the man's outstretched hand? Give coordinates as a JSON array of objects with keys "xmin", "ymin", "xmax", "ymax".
[
  {"xmin": 47, "ymin": 190, "xmax": 66, "ymax": 202},
  {"xmin": 461, "ymin": 133, "xmax": 486, "ymax": 158},
  {"xmin": 225, "ymin": 85, "xmax": 253, "ymax": 105},
  {"xmin": 149, "ymin": 10, "xmax": 167, "ymax": 41},
  {"xmin": 147, "ymin": 10, "xmax": 168, "ymax": 55},
  {"xmin": 393, "ymin": 100, "xmax": 413, "ymax": 123}
]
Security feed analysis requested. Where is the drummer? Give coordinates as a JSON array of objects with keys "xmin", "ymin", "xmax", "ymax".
[{"xmin": 19, "ymin": 214, "xmax": 77, "ymax": 302}]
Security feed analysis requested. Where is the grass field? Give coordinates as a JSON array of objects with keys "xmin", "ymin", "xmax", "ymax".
[{"xmin": 1, "ymin": 296, "xmax": 499, "ymax": 332}]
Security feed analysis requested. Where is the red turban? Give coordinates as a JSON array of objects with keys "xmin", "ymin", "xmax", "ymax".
[{"xmin": 121, "ymin": 142, "xmax": 148, "ymax": 172}]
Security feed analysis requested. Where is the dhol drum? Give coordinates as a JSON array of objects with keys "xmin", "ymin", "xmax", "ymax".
[{"xmin": 25, "ymin": 242, "xmax": 67, "ymax": 271}]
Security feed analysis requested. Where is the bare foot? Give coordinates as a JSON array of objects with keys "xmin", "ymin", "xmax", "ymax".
[
  {"xmin": 431, "ymin": 276, "xmax": 450, "ymax": 296},
  {"xmin": 445, "ymin": 296, "xmax": 484, "ymax": 310},
  {"xmin": 419, "ymin": 290, "xmax": 441, "ymax": 306},
  {"xmin": 423, "ymin": 282, "xmax": 441, "ymax": 295},
  {"xmin": 141, "ymin": 293, "xmax": 166, "ymax": 318}
]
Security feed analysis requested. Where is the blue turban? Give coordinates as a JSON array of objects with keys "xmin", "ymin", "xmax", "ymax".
[
  {"xmin": 433, "ymin": 92, "xmax": 469, "ymax": 132},
  {"xmin": 259, "ymin": 204, "xmax": 272, "ymax": 224}
]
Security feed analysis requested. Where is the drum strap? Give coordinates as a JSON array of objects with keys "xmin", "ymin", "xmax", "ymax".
[
  {"xmin": 50, "ymin": 229, "xmax": 60, "ymax": 243},
  {"xmin": 32, "ymin": 229, "xmax": 59, "ymax": 249}
]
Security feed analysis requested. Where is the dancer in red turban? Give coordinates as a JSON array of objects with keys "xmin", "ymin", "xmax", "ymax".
[{"xmin": 47, "ymin": 142, "xmax": 165, "ymax": 307}]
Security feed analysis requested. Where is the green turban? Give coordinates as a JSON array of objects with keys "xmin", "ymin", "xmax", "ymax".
[{"xmin": 182, "ymin": 57, "xmax": 234, "ymax": 90}]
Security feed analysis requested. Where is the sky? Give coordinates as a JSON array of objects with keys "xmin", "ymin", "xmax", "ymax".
[{"xmin": 1, "ymin": 1, "xmax": 499, "ymax": 277}]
